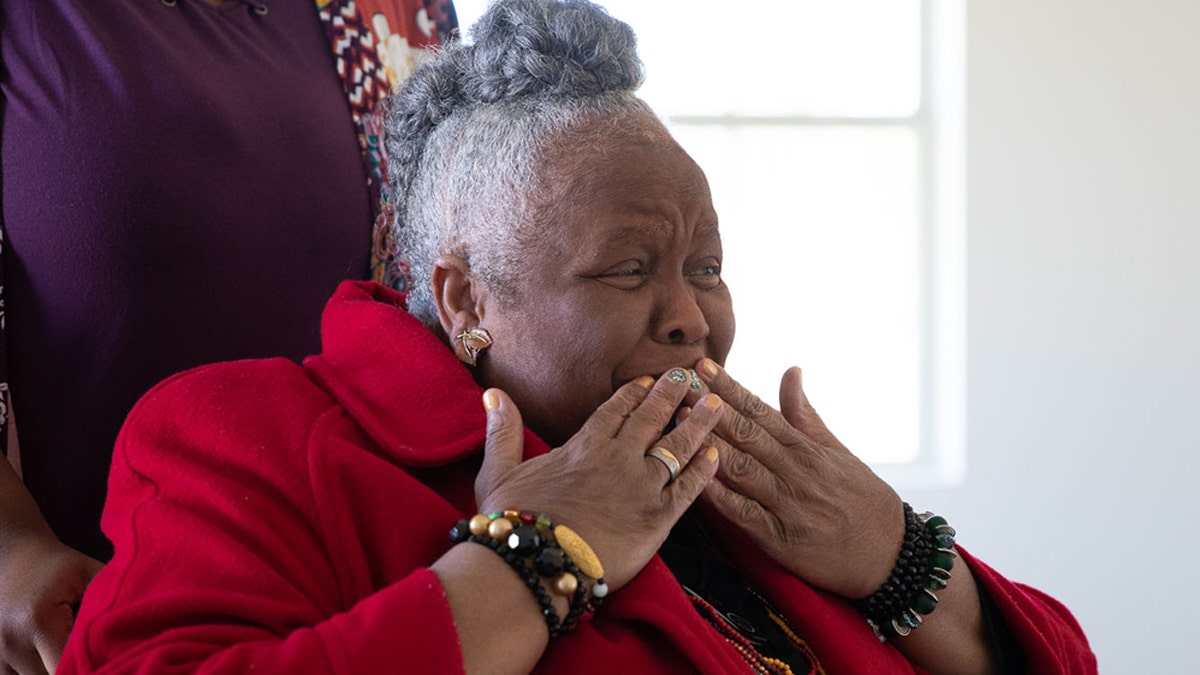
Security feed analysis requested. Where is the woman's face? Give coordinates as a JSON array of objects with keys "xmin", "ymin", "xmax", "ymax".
[{"xmin": 475, "ymin": 118, "xmax": 735, "ymax": 446}]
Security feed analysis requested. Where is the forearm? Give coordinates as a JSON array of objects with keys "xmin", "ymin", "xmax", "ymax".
[
  {"xmin": 67, "ymin": 540, "xmax": 561, "ymax": 674},
  {"xmin": 891, "ymin": 553, "xmax": 995, "ymax": 675},
  {"xmin": 0, "ymin": 455, "xmax": 56, "ymax": 548},
  {"xmin": 431, "ymin": 543, "xmax": 564, "ymax": 675}
]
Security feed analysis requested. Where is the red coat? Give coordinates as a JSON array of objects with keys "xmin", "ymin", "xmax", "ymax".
[{"xmin": 60, "ymin": 281, "xmax": 1097, "ymax": 674}]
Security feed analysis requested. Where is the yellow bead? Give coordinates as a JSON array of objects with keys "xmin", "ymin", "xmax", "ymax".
[
  {"xmin": 554, "ymin": 525, "xmax": 604, "ymax": 579},
  {"xmin": 503, "ymin": 509, "xmax": 521, "ymax": 520},
  {"xmin": 468, "ymin": 514, "xmax": 490, "ymax": 537},
  {"xmin": 553, "ymin": 572, "xmax": 578, "ymax": 596},
  {"xmin": 487, "ymin": 518, "xmax": 514, "ymax": 539}
]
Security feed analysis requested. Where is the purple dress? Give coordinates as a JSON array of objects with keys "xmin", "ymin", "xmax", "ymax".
[{"xmin": 0, "ymin": 0, "xmax": 455, "ymax": 559}]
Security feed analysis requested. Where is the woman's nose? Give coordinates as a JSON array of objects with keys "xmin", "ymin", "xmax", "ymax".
[{"xmin": 653, "ymin": 279, "xmax": 710, "ymax": 345}]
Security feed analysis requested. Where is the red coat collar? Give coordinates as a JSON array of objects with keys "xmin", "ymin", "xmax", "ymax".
[{"xmin": 302, "ymin": 280, "xmax": 553, "ymax": 467}]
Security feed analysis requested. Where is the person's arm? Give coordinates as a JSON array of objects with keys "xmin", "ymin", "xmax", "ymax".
[
  {"xmin": 884, "ymin": 552, "xmax": 995, "ymax": 673},
  {"xmin": 691, "ymin": 360, "xmax": 1095, "ymax": 675},
  {"xmin": 0, "ymin": 419, "xmax": 104, "ymax": 675},
  {"xmin": 56, "ymin": 365, "xmax": 471, "ymax": 675},
  {"xmin": 0, "ymin": 187, "xmax": 103, "ymax": 673}
]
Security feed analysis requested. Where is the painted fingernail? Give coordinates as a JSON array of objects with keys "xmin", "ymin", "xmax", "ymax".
[
  {"xmin": 704, "ymin": 446, "xmax": 719, "ymax": 462},
  {"xmin": 675, "ymin": 406, "xmax": 692, "ymax": 425},
  {"xmin": 634, "ymin": 375, "xmax": 655, "ymax": 389},
  {"xmin": 483, "ymin": 390, "xmax": 500, "ymax": 411},
  {"xmin": 702, "ymin": 394, "xmax": 723, "ymax": 411},
  {"xmin": 700, "ymin": 358, "xmax": 718, "ymax": 378},
  {"xmin": 667, "ymin": 368, "xmax": 688, "ymax": 383},
  {"xmin": 689, "ymin": 369, "xmax": 702, "ymax": 391}
]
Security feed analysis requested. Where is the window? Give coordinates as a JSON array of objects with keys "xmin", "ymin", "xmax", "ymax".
[{"xmin": 451, "ymin": 1, "xmax": 965, "ymax": 484}]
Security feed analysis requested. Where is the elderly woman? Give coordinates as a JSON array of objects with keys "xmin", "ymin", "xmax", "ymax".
[{"xmin": 59, "ymin": 1, "xmax": 1094, "ymax": 673}]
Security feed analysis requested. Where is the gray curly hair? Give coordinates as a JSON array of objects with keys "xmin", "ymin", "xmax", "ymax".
[{"xmin": 384, "ymin": 0, "xmax": 657, "ymax": 326}]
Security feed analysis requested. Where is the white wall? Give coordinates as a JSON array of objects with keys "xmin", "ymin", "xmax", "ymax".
[{"xmin": 906, "ymin": 2, "xmax": 1200, "ymax": 672}]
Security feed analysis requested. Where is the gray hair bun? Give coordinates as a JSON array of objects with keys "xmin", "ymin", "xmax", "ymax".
[
  {"xmin": 385, "ymin": 0, "xmax": 643, "ymax": 215},
  {"xmin": 465, "ymin": 0, "xmax": 644, "ymax": 101}
]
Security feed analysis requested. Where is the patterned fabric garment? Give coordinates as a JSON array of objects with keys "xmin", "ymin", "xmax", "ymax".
[{"xmin": 316, "ymin": 0, "xmax": 458, "ymax": 291}]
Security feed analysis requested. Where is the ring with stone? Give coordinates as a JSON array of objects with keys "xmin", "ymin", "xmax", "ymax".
[{"xmin": 645, "ymin": 447, "xmax": 681, "ymax": 484}]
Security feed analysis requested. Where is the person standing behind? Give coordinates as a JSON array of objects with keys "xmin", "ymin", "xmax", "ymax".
[{"xmin": 0, "ymin": 0, "xmax": 457, "ymax": 672}]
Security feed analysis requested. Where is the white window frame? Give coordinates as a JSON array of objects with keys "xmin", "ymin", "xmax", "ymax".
[{"xmin": 659, "ymin": 1, "xmax": 966, "ymax": 486}]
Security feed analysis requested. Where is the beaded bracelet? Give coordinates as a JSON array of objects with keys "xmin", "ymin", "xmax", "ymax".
[
  {"xmin": 853, "ymin": 503, "xmax": 958, "ymax": 641},
  {"xmin": 449, "ymin": 510, "xmax": 608, "ymax": 639}
]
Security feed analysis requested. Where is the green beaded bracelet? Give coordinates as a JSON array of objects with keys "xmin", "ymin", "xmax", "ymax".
[{"xmin": 855, "ymin": 503, "xmax": 958, "ymax": 641}]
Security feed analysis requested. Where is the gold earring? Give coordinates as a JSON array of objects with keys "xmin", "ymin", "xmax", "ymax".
[{"xmin": 455, "ymin": 327, "xmax": 493, "ymax": 366}]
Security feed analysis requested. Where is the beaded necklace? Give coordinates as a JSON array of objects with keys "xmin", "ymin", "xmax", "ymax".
[
  {"xmin": 684, "ymin": 586, "xmax": 796, "ymax": 675},
  {"xmin": 660, "ymin": 518, "xmax": 824, "ymax": 675}
]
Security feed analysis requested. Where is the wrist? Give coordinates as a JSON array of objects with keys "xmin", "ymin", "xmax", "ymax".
[
  {"xmin": 0, "ymin": 515, "xmax": 61, "ymax": 562},
  {"xmin": 853, "ymin": 503, "xmax": 958, "ymax": 641},
  {"xmin": 437, "ymin": 541, "xmax": 568, "ymax": 621},
  {"xmin": 450, "ymin": 510, "xmax": 608, "ymax": 639},
  {"xmin": 0, "ymin": 460, "xmax": 60, "ymax": 558}
]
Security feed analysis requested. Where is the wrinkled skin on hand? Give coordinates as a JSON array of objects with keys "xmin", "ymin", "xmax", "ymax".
[
  {"xmin": 474, "ymin": 370, "xmax": 724, "ymax": 591},
  {"xmin": 689, "ymin": 359, "xmax": 905, "ymax": 600},
  {"xmin": 0, "ymin": 532, "xmax": 103, "ymax": 674}
]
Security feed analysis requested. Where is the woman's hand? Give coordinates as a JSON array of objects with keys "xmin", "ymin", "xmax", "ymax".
[
  {"xmin": 691, "ymin": 360, "xmax": 904, "ymax": 599},
  {"xmin": 474, "ymin": 369, "xmax": 724, "ymax": 590},
  {"xmin": 0, "ymin": 531, "xmax": 104, "ymax": 674}
]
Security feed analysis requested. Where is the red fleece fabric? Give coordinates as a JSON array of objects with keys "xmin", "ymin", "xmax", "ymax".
[{"xmin": 60, "ymin": 281, "xmax": 1097, "ymax": 674}]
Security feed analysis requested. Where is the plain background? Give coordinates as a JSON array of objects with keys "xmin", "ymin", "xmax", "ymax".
[{"xmin": 906, "ymin": 1, "xmax": 1200, "ymax": 672}]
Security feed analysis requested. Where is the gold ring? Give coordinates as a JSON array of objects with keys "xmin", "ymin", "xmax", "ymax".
[{"xmin": 645, "ymin": 447, "xmax": 681, "ymax": 483}]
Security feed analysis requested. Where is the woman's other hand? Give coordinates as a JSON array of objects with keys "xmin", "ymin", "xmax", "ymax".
[
  {"xmin": 474, "ymin": 369, "xmax": 723, "ymax": 591},
  {"xmin": 693, "ymin": 359, "xmax": 904, "ymax": 599},
  {"xmin": 0, "ymin": 531, "xmax": 104, "ymax": 674}
]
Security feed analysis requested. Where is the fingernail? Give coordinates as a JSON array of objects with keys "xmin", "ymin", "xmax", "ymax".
[
  {"xmin": 634, "ymin": 375, "xmax": 654, "ymax": 389},
  {"xmin": 704, "ymin": 446, "xmax": 719, "ymax": 462},
  {"xmin": 702, "ymin": 394, "xmax": 723, "ymax": 411},
  {"xmin": 483, "ymin": 390, "xmax": 500, "ymax": 411},
  {"xmin": 675, "ymin": 406, "xmax": 692, "ymax": 425},
  {"xmin": 700, "ymin": 358, "xmax": 718, "ymax": 378},
  {"xmin": 689, "ymin": 369, "xmax": 702, "ymax": 391},
  {"xmin": 667, "ymin": 368, "xmax": 688, "ymax": 383}
]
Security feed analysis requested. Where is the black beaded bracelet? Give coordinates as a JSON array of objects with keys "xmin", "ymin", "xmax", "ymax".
[
  {"xmin": 449, "ymin": 511, "xmax": 608, "ymax": 640},
  {"xmin": 560, "ymin": 559, "xmax": 588, "ymax": 633},
  {"xmin": 853, "ymin": 503, "xmax": 958, "ymax": 641},
  {"xmin": 467, "ymin": 534, "xmax": 564, "ymax": 637}
]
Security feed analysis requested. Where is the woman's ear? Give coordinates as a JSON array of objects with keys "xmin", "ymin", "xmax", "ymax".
[{"xmin": 431, "ymin": 254, "xmax": 487, "ymax": 360}]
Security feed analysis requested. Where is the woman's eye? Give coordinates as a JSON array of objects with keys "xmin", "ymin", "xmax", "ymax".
[
  {"xmin": 600, "ymin": 263, "xmax": 644, "ymax": 277},
  {"xmin": 688, "ymin": 261, "xmax": 722, "ymax": 288},
  {"xmin": 595, "ymin": 262, "xmax": 647, "ymax": 288}
]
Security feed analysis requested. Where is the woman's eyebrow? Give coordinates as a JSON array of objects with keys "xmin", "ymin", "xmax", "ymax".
[{"xmin": 596, "ymin": 220, "xmax": 671, "ymax": 246}]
